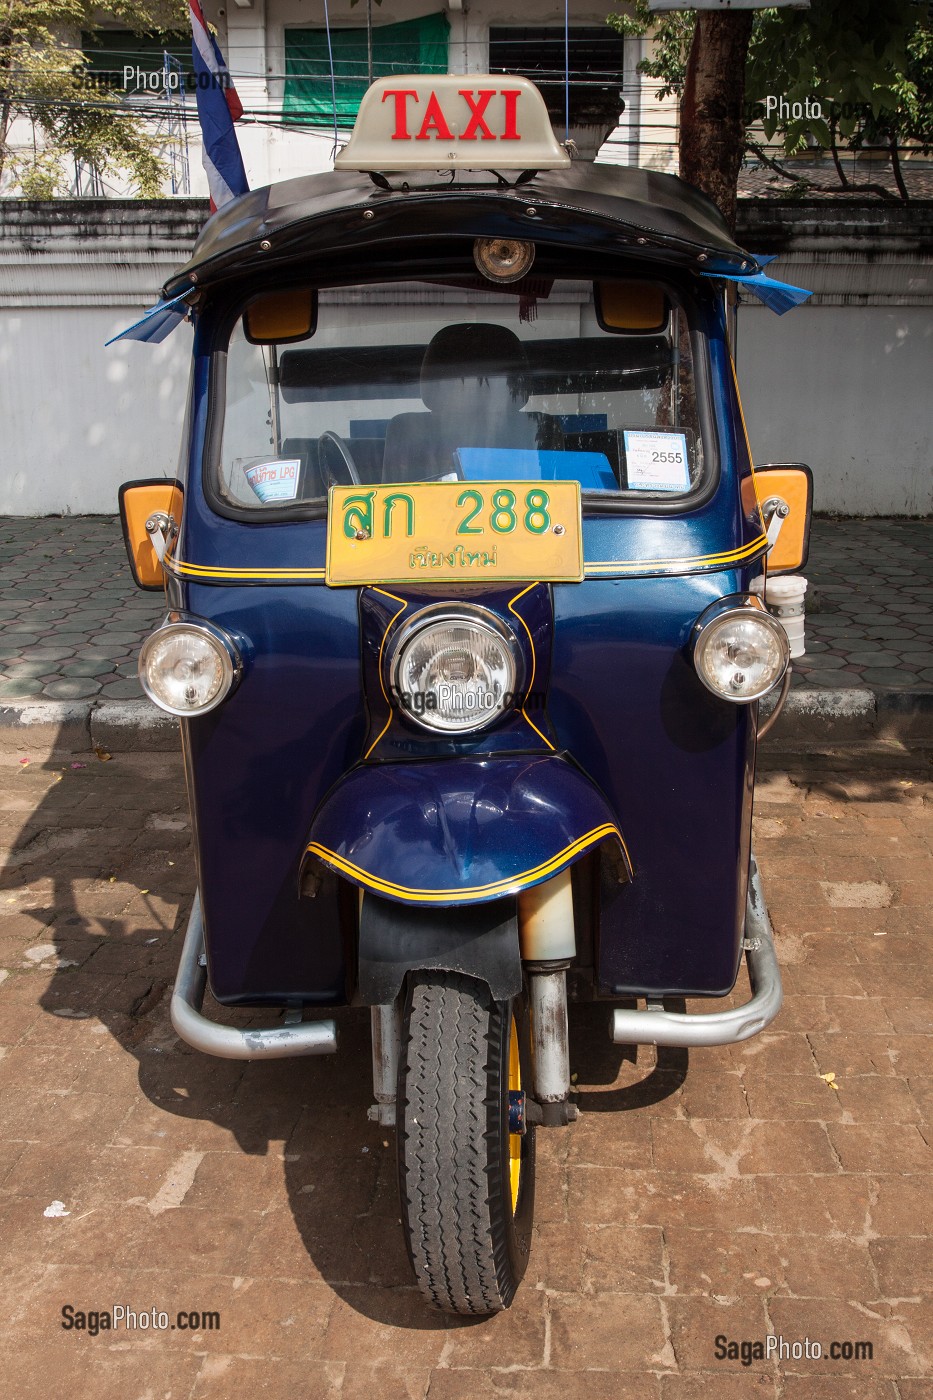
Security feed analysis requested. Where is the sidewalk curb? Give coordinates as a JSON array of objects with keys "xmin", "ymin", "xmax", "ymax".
[
  {"xmin": 1, "ymin": 686, "xmax": 932, "ymax": 754},
  {"xmin": 0, "ymin": 698, "xmax": 176, "ymax": 755},
  {"xmin": 764, "ymin": 687, "xmax": 933, "ymax": 744}
]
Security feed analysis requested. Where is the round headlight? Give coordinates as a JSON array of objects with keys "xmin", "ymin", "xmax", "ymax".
[
  {"xmin": 693, "ymin": 602, "xmax": 789, "ymax": 703},
  {"xmin": 391, "ymin": 606, "xmax": 521, "ymax": 734},
  {"xmin": 139, "ymin": 620, "xmax": 239, "ymax": 717}
]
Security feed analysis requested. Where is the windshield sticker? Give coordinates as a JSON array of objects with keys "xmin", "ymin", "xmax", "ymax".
[
  {"xmin": 244, "ymin": 459, "xmax": 301, "ymax": 503},
  {"xmin": 623, "ymin": 431, "xmax": 690, "ymax": 492}
]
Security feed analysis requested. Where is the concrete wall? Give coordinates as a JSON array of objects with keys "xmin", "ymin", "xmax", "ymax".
[
  {"xmin": 736, "ymin": 202, "xmax": 933, "ymax": 516},
  {"xmin": 0, "ymin": 203, "xmax": 203, "ymax": 515},
  {"xmin": 0, "ymin": 198, "xmax": 930, "ymax": 516},
  {"xmin": 738, "ymin": 305, "xmax": 932, "ymax": 515}
]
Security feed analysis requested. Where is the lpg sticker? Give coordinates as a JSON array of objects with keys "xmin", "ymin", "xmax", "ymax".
[
  {"xmin": 623, "ymin": 431, "xmax": 690, "ymax": 492},
  {"xmin": 244, "ymin": 458, "xmax": 300, "ymax": 503}
]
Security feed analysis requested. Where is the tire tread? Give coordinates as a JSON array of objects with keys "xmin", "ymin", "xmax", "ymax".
[{"xmin": 397, "ymin": 971, "xmax": 514, "ymax": 1314}]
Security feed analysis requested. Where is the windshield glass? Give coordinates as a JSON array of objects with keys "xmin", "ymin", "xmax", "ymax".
[{"xmin": 215, "ymin": 277, "xmax": 709, "ymax": 511}]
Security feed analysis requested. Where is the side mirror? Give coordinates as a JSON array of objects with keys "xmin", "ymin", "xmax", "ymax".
[
  {"xmin": 119, "ymin": 479, "xmax": 183, "ymax": 591},
  {"xmin": 595, "ymin": 280, "xmax": 669, "ymax": 334},
  {"xmin": 243, "ymin": 288, "xmax": 317, "ymax": 344},
  {"xmin": 740, "ymin": 463, "xmax": 813, "ymax": 575}
]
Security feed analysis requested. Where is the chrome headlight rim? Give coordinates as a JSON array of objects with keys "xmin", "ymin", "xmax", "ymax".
[
  {"xmin": 388, "ymin": 602, "xmax": 525, "ymax": 735},
  {"xmin": 138, "ymin": 615, "xmax": 242, "ymax": 718},
  {"xmin": 692, "ymin": 596, "xmax": 790, "ymax": 704}
]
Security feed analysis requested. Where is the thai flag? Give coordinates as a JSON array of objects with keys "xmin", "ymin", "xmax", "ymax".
[{"xmin": 189, "ymin": 0, "xmax": 248, "ymax": 211}]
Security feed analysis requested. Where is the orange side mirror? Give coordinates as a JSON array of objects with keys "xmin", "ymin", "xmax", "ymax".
[
  {"xmin": 118, "ymin": 479, "xmax": 183, "ymax": 590},
  {"xmin": 741, "ymin": 463, "xmax": 813, "ymax": 575},
  {"xmin": 595, "ymin": 280, "xmax": 669, "ymax": 333},
  {"xmin": 244, "ymin": 288, "xmax": 317, "ymax": 344}
]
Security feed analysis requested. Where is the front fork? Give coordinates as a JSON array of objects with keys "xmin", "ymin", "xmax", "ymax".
[
  {"xmin": 366, "ymin": 868, "xmax": 579, "ymax": 1128},
  {"xmin": 517, "ymin": 869, "xmax": 578, "ymax": 1126}
]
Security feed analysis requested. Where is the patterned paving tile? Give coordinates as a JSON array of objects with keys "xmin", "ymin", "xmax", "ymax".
[{"xmin": 791, "ymin": 520, "xmax": 933, "ymax": 691}]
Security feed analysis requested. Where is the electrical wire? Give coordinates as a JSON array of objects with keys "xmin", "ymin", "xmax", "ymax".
[
  {"xmin": 564, "ymin": 0, "xmax": 570, "ymax": 144},
  {"xmin": 321, "ymin": 0, "xmax": 339, "ymax": 160}
]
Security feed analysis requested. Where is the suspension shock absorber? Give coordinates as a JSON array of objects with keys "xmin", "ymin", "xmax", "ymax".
[{"xmin": 518, "ymin": 867, "xmax": 578, "ymax": 1125}]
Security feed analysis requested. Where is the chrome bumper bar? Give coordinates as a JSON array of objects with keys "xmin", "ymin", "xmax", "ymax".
[
  {"xmin": 611, "ymin": 855, "xmax": 782, "ymax": 1048},
  {"xmin": 171, "ymin": 892, "xmax": 338, "ymax": 1059}
]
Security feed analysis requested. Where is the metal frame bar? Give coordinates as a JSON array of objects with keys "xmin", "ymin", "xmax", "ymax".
[
  {"xmin": 171, "ymin": 892, "xmax": 338, "ymax": 1059},
  {"xmin": 757, "ymin": 664, "xmax": 793, "ymax": 739},
  {"xmin": 611, "ymin": 855, "xmax": 782, "ymax": 1047},
  {"xmin": 171, "ymin": 852, "xmax": 781, "ymax": 1061}
]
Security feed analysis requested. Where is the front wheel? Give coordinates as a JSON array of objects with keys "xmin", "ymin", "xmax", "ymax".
[{"xmin": 397, "ymin": 970, "xmax": 536, "ymax": 1315}]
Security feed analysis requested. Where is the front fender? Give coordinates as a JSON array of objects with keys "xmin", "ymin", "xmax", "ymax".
[{"xmin": 303, "ymin": 753, "xmax": 630, "ymax": 906}]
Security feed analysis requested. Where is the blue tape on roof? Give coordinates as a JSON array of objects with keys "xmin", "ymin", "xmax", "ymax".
[
  {"xmin": 105, "ymin": 292, "xmax": 192, "ymax": 346},
  {"xmin": 702, "ymin": 267, "xmax": 813, "ymax": 315}
]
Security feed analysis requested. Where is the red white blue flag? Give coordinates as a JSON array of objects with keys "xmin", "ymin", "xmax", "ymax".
[{"xmin": 189, "ymin": 0, "xmax": 248, "ymax": 212}]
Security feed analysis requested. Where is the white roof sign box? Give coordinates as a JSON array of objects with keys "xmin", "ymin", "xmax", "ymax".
[{"xmin": 334, "ymin": 74, "xmax": 572, "ymax": 173}]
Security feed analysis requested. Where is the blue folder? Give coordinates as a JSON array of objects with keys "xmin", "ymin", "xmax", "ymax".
[{"xmin": 456, "ymin": 448, "xmax": 617, "ymax": 491}]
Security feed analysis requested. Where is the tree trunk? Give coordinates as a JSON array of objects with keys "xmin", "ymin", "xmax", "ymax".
[
  {"xmin": 889, "ymin": 135, "xmax": 909, "ymax": 203},
  {"xmin": 679, "ymin": 12, "xmax": 754, "ymax": 234}
]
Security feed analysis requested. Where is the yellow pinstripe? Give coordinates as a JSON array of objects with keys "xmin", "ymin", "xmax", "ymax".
[{"xmin": 306, "ymin": 821, "xmax": 629, "ymax": 903}]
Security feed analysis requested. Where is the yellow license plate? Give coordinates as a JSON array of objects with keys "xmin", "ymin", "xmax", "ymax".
[{"xmin": 326, "ymin": 481, "xmax": 583, "ymax": 587}]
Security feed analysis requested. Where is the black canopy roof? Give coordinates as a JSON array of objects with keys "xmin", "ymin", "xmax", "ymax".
[{"xmin": 162, "ymin": 163, "xmax": 759, "ymax": 301}]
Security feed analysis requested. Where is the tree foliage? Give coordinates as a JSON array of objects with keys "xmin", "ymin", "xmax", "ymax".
[
  {"xmin": 609, "ymin": 1, "xmax": 693, "ymax": 101},
  {"xmin": 0, "ymin": 0, "xmax": 188, "ymax": 196},
  {"xmin": 610, "ymin": 0, "xmax": 932, "ymax": 205}
]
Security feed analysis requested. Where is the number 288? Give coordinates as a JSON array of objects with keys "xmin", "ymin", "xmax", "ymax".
[{"xmin": 456, "ymin": 488, "xmax": 551, "ymax": 536}]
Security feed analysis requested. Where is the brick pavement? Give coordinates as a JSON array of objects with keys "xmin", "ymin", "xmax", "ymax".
[
  {"xmin": 0, "ymin": 743, "xmax": 930, "ymax": 1396},
  {"xmin": 0, "ymin": 515, "xmax": 930, "ymax": 708}
]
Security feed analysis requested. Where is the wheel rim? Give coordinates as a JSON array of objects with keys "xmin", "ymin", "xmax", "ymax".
[{"xmin": 508, "ymin": 1012, "xmax": 522, "ymax": 1213}]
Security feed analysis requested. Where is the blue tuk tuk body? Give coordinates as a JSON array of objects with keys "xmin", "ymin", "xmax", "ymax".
[{"xmin": 175, "ymin": 442, "xmax": 760, "ymax": 1008}]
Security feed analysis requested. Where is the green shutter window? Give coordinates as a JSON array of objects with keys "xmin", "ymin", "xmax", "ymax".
[
  {"xmin": 284, "ymin": 12, "xmax": 449, "ymax": 127},
  {"xmin": 82, "ymin": 30, "xmax": 192, "ymax": 91}
]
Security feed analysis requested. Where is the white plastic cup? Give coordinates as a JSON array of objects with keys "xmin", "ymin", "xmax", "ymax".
[{"xmin": 750, "ymin": 573, "xmax": 808, "ymax": 659}]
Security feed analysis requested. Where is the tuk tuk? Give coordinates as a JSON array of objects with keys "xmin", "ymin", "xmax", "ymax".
[{"xmin": 117, "ymin": 76, "xmax": 812, "ymax": 1316}]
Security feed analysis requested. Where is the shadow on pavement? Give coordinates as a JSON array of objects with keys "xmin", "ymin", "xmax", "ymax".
[{"xmin": 570, "ymin": 999, "xmax": 689, "ymax": 1113}]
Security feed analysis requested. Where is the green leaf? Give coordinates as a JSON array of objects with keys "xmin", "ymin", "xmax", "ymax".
[{"xmin": 810, "ymin": 118, "xmax": 832, "ymax": 148}]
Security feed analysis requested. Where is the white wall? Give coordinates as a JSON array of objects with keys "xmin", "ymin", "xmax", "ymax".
[
  {"xmin": 737, "ymin": 304, "xmax": 933, "ymax": 515},
  {"xmin": 0, "ymin": 308, "xmax": 191, "ymax": 515},
  {"xmin": 0, "ymin": 204, "xmax": 201, "ymax": 514}
]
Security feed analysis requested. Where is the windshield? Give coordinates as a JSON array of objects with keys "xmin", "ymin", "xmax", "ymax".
[{"xmin": 215, "ymin": 277, "xmax": 710, "ymax": 511}]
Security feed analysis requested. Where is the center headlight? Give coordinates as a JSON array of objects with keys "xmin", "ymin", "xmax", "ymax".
[
  {"xmin": 692, "ymin": 598, "xmax": 789, "ymax": 703},
  {"xmin": 390, "ymin": 605, "xmax": 522, "ymax": 733}
]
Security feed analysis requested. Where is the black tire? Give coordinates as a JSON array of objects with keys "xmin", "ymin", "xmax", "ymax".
[{"xmin": 396, "ymin": 969, "xmax": 536, "ymax": 1315}]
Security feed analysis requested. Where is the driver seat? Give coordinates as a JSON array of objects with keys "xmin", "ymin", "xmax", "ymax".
[{"xmin": 381, "ymin": 324, "xmax": 560, "ymax": 484}]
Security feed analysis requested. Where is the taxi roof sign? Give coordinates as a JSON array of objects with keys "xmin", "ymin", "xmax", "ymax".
[{"xmin": 334, "ymin": 74, "xmax": 572, "ymax": 173}]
